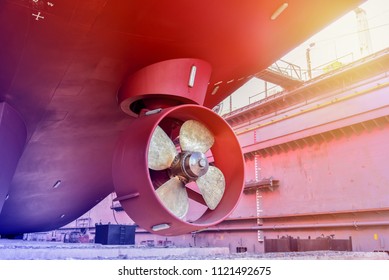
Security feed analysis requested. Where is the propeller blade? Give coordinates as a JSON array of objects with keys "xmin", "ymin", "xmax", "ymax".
[
  {"xmin": 196, "ymin": 166, "xmax": 225, "ymax": 210},
  {"xmin": 179, "ymin": 120, "xmax": 214, "ymax": 153},
  {"xmin": 148, "ymin": 126, "xmax": 178, "ymax": 170},
  {"xmin": 156, "ymin": 177, "xmax": 189, "ymax": 218}
]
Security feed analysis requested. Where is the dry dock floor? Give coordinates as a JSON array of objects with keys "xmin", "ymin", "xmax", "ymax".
[{"xmin": 0, "ymin": 239, "xmax": 388, "ymax": 260}]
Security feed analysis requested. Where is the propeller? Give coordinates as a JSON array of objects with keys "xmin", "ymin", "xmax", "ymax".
[{"xmin": 148, "ymin": 120, "xmax": 226, "ymax": 218}]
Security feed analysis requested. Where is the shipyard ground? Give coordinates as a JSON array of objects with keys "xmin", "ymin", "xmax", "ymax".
[{"xmin": 0, "ymin": 239, "xmax": 388, "ymax": 260}]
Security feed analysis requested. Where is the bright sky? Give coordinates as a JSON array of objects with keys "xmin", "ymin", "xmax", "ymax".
[{"xmin": 222, "ymin": 0, "xmax": 389, "ymax": 114}]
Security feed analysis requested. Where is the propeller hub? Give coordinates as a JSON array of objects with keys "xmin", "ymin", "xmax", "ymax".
[
  {"xmin": 185, "ymin": 152, "xmax": 209, "ymax": 178},
  {"xmin": 198, "ymin": 158, "xmax": 207, "ymax": 168},
  {"xmin": 170, "ymin": 152, "xmax": 209, "ymax": 183}
]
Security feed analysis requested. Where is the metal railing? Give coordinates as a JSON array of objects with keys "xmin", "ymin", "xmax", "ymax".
[{"xmin": 269, "ymin": 59, "xmax": 303, "ymax": 80}]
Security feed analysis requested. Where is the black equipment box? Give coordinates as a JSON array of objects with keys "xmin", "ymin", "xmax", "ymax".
[{"xmin": 95, "ymin": 224, "xmax": 136, "ymax": 245}]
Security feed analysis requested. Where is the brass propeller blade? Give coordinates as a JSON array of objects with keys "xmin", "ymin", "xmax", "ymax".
[
  {"xmin": 148, "ymin": 126, "xmax": 178, "ymax": 170},
  {"xmin": 196, "ymin": 166, "xmax": 225, "ymax": 210},
  {"xmin": 155, "ymin": 177, "xmax": 189, "ymax": 218},
  {"xmin": 179, "ymin": 120, "xmax": 215, "ymax": 153}
]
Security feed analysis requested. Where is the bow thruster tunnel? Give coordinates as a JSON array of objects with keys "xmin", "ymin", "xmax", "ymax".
[{"xmin": 112, "ymin": 59, "xmax": 245, "ymax": 236}]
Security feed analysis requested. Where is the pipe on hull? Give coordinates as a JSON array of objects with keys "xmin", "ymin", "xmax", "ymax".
[{"xmin": 199, "ymin": 221, "xmax": 389, "ymax": 232}]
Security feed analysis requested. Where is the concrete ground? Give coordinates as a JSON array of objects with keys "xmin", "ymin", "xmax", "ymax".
[{"xmin": 0, "ymin": 239, "xmax": 388, "ymax": 260}]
